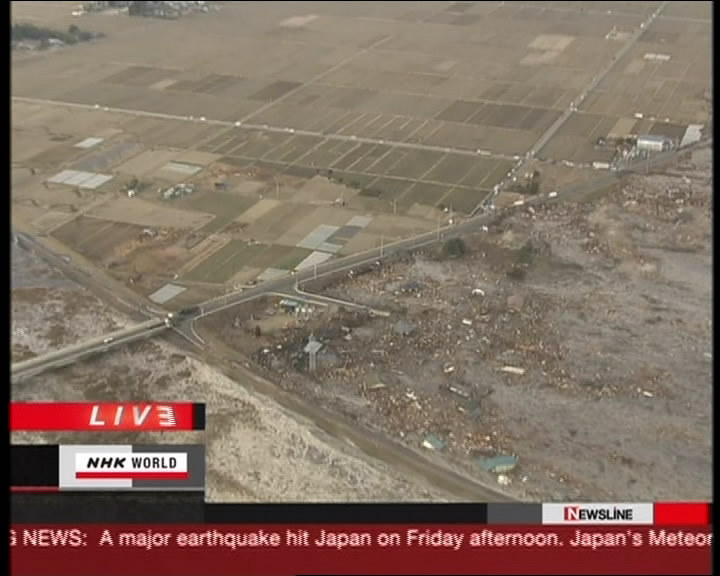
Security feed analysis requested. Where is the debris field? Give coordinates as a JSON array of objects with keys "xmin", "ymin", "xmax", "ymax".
[{"xmin": 201, "ymin": 146, "xmax": 712, "ymax": 502}]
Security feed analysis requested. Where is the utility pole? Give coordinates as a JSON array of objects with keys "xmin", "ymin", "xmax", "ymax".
[{"xmin": 380, "ymin": 235, "xmax": 384, "ymax": 257}]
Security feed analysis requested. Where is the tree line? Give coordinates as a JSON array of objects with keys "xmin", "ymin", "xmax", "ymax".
[{"xmin": 12, "ymin": 23, "xmax": 102, "ymax": 46}]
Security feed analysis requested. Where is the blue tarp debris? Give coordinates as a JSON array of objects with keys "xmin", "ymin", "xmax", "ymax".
[{"xmin": 478, "ymin": 455, "xmax": 518, "ymax": 473}]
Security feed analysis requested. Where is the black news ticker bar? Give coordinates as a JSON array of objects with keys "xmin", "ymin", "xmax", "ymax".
[
  {"xmin": 12, "ymin": 494, "xmax": 490, "ymax": 524},
  {"xmin": 202, "ymin": 503, "xmax": 489, "ymax": 524}
]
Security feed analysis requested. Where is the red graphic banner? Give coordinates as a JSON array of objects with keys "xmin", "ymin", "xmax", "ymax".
[
  {"xmin": 10, "ymin": 403, "xmax": 204, "ymax": 431},
  {"xmin": 10, "ymin": 524, "xmax": 712, "ymax": 575}
]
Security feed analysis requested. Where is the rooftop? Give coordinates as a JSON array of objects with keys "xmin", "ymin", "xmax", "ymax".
[
  {"xmin": 304, "ymin": 340, "xmax": 323, "ymax": 355},
  {"xmin": 637, "ymin": 134, "xmax": 669, "ymax": 142}
]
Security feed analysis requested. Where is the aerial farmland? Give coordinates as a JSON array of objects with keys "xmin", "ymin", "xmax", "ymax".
[{"xmin": 11, "ymin": 1, "xmax": 711, "ymax": 502}]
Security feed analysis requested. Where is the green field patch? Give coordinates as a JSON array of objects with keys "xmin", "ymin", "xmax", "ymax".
[
  {"xmin": 283, "ymin": 164, "xmax": 318, "ymax": 179},
  {"xmin": 178, "ymin": 192, "xmax": 256, "ymax": 215},
  {"xmin": 238, "ymin": 134, "xmax": 290, "ymax": 158},
  {"xmin": 273, "ymin": 246, "xmax": 314, "ymax": 270},
  {"xmin": 348, "ymin": 145, "xmax": 391, "ymax": 173},
  {"xmin": 359, "ymin": 187, "xmax": 382, "ymax": 198},
  {"xmin": 251, "ymin": 245, "xmax": 311, "ymax": 270},
  {"xmin": 184, "ymin": 240, "xmax": 266, "ymax": 283},
  {"xmin": 199, "ymin": 133, "xmax": 235, "ymax": 153},
  {"xmin": 423, "ymin": 155, "xmax": 476, "ymax": 185},
  {"xmin": 293, "ymin": 140, "xmax": 344, "ymax": 168},
  {"xmin": 176, "ymin": 192, "xmax": 257, "ymax": 235},
  {"xmin": 457, "ymin": 158, "xmax": 501, "ymax": 188},
  {"xmin": 277, "ymin": 141, "xmax": 323, "ymax": 164},
  {"xmin": 366, "ymin": 150, "xmax": 407, "ymax": 176},
  {"xmin": 481, "ymin": 160, "xmax": 515, "ymax": 188},
  {"xmin": 253, "ymin": 159, "xmax": 288, "ymax": 174},
  {"xmin": 330, "ymin": 143, "xmax": 375, "ymax": 171},
  {"xmin": 387, "ymin": 150, "xmax": 445, "ymax": 180},
  {"xmin": 326, "ymin": 140, "xmax": 362, "ymax": 156},
  {"xmin": 362, "ymin": 177, "xmax": 413, "ymax": 200},
  {"xmin": 444, "ymin": 188, "xmax": 489, "ymax": 214},
  {"xmin": 334, "ymin": 172, "xmax": 376, "ymax": 191},
  {"xmin": 166, "ymin": 285, "xmax": 223, "ymax": 310},
  {"xmin": 352, "ymin": 195, "xmax": 399, "ymax": 214},
  {"xmin": 219, "ymin": 156, "xmax": 254, "ymax": 169},
  {"xmin": 403, "ymin": 182, "xmax": 451, "ymax": 207}
]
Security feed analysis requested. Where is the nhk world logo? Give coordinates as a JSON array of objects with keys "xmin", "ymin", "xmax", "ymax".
[
  {"xmin": 75, "ymin": 452, "xmax": 188, "ymax": 480},
  {"xmin": 543, "ymin": 503, "xmax": 654, "ymax": 525}
]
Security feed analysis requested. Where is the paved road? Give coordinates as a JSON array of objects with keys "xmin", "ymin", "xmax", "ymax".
[
  {"xmin": 12, "ymin": 133, "xmax": 707, "ymax": 503},
  {"xmin": 12, "ymin": 320, "xmax": 167, "ymax": 382},
  {"xmin": 12, "ymin": 225, "xmax": 518, "ymax": 504},
  {"xmin": 487, "ymin": 1, "xmax": 670, "ymax": 215},
  {"xmin": 12, "ymin": 199, "xmax": 480, "ymax": 379},
  {"xmin": 11, "ymin": 95, "xmax": 515, "ymax": 162}
]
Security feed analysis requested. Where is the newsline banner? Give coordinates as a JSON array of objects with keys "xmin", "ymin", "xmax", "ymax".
[
  {"xmin": 10, "ymin": 496, "xmax": 713, "ymax": 526},
  {"xmin": 10, "ymin": 524, "xmax": 712, "ymax": 575},
  {"xmin": 10, "ymin": 444, "xmax": 205, "ymax": 492},
  {"xmin": 10, "ymin": 402, "xmax": 206, "ymax": 431}
]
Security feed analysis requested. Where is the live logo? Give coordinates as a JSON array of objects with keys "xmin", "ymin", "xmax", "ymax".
[{"xmin": 89, "ymin": 405, "xmax": 176, "ymax": 429}]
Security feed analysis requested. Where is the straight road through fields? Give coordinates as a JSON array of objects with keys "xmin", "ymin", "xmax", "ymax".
[{"xmin": 11, "ymin": 96, "xmax": 515, "ymax": 162}]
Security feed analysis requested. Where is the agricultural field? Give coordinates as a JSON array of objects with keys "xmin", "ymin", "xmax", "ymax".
[
  {"xmin": 10, "ymin": 1, "xmax": 712, "ymax": 504},
  {"xmin": 11, "ymin": 0, "xmax": 711, "ymax": 306},
  {"xmin": 184, "ymin": 240, "xmax": 309, "ymax": 284},
  {"xmin": 173, "ymin": 190, "xmax": 258, "ymax": 235},
  {"xmin": 52, "ymin": 217, "xmax": 147, "ymax": 262},
  {"xmin": 12, "ymin": 1, "xmax": 711, "ymax": 303}
]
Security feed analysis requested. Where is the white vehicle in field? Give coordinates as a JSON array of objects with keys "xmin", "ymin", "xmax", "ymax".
[
  {"xmin": 548, "ymin": 191, "xmax": 558, "ymax": 199},
  {"xmin": 513, "ymin": 199, "xmax": 525, "ymax": 207},
  {"xmin": 103, "ymin": 337, "xmax": 114, "ymax": 344}
]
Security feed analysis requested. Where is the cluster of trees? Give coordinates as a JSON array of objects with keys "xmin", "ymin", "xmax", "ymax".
[
  {"xmin": 511, "ymin": 169, "xmax": 542, "ymax": 196},
  {"xmin": 11, "ymin": 23, "xmax": 100, "ymax": 47},
  {"xmin": 442, "ymin": 238, "xmax": 466, "ymax": 259},
  {"xmin": 128, "ymin": 2, "xmax": 148, "ymax": 16}
]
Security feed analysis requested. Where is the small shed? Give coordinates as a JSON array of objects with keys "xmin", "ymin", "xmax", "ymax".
[{"xmin": 637, "ymin": 134, "xmax": 671, "ymax": 152}]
